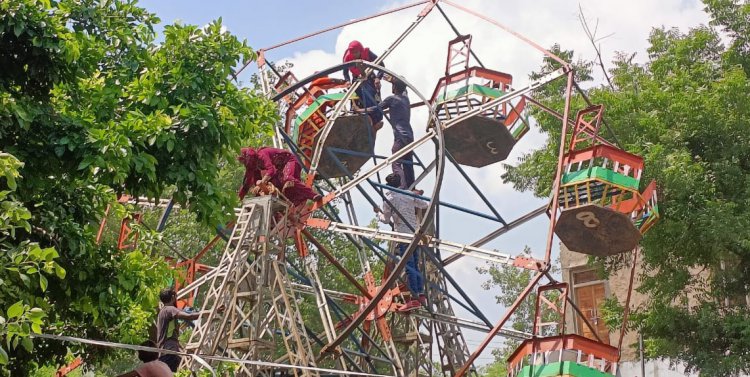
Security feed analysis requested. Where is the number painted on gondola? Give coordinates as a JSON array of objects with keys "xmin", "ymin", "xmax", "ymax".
[
  {"xmin": 576, "ymin": 211, "xmax": 600, "ymax": 228},
  {"xmin": 486, "ymin": 141, "xmax": 499, "ymax": 154}
]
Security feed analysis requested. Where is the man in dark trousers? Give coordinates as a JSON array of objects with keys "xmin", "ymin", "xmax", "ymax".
[
  {"xmin": 156, "ymin": 288, "xmax": 201, "ymax": 373},
  {"xmin": 378, "ymin": 78, "xmax": 415, "ymax": 190},
  {"xmin": 362, "ymin": 78, "xmax": 417, "ymax": 190}
]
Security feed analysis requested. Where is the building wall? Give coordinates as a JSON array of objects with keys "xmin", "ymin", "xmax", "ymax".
[
  {"xmin": 617, "ymin": 360, "xmax": 699, "ymax": 377},
  {"xmin": 560, "ymin": 243, "xmax": 747, "ymax": 377},
  {"xmin": 560, "ymin": 243, "xmax": 646, "ymax": 361}
]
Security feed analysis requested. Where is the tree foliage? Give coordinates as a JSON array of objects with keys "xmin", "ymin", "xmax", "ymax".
[
  {"xmin": 476, "ymin": 358, "xmax": 508, "ymax": 377},
  {"xmin": 477, "ymin": 249, "xmax": 560, "ymax": 363},
  {"xmin": 0, "ymin": 153, "xmax": 63, "ymax": 366},
  {"xmin": 0, "ymin": 0, "xmax": 276, "ymax": 373},
  {"xmin": 499, "ymin": 1, "xmax": 750, "ymax": 375}
]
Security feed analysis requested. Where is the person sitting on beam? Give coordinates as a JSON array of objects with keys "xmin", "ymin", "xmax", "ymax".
[{"xmin": 238, "ymin": 147, "xmax": 321, "ymax": 206}]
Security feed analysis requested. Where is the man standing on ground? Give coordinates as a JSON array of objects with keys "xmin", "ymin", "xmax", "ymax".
[
  {"xmin": 375, "ymin": 173, "xmax": 427, "ymax": 311},
  {"xmin": 156, "ymin": 288, "xmax": 201, "ymax": 373}
]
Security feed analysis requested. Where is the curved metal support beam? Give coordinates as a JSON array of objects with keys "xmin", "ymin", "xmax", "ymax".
[{"xmin": 317, "ymin": 62, "xmax": 446, "ymax": 357}]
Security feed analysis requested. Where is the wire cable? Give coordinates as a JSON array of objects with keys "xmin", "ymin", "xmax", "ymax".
[{"xmin": 31, "ymin": 333, "xmax": 393, "ymax": 377}]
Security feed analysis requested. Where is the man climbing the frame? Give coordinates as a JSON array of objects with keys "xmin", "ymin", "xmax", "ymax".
[
  {"xmin": 361, "ymin": 78, "xmax": 417, "ymax": 190},
  {"xmin": 155, "ymin": 288, "xmax": 201, "ymax": 373},
  {"xmin": 375, "ymin": 173, "xmax": 427, "ymax": 312},
  {"xmin": 342, "ymin": 40, "xmax": 385, "ymax": 131},
  {"xmin": 238, "ymin": 147, "xmax": 321, "ymax": 206}
]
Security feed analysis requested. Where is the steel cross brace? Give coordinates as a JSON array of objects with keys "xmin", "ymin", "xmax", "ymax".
[
  {"xmin": 455, "ymin": 271, "xmax": 545, "ymax": 377},
  {"xmin": 289, "ymin": 282, "xmax": 530, "ymax": 341},
  {"xmin": 306, "ymin": 219, "xmax": 542, "ymax": 269},
  {"xmin": 443, "ymin": 204, "xmax": 549, "ymax": 266}
]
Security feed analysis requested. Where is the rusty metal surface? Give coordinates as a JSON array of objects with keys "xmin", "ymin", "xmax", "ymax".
[
  {"xmin": 443, "ymin": 115, "xmax": 515, "ymax": 167},
  {"xmin": 315, "ymin": 114, "xmax": 375, "ymax": 179},
  {"xmin": 554, "ymin": 205, "xmax": 641, "ymax": 256}
]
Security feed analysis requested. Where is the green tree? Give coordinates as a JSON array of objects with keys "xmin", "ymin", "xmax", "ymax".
[
  {"xmin": 499, "ymin": 1, "xmax": 750, "ymax": 375},
  {"xmin": 0, "ymin": 0, "xmax": 276, "ymax": 373},
  {"xmin": 477, "ymin": 250, "xmax": 560, "ymax": 364},
  {"xmin": 477, "ymin": 358, "xmax": 507, "ymax": 377},
  {"xmin": 0, "ymin": 153, "xmax": 64, "ymax": 365}
]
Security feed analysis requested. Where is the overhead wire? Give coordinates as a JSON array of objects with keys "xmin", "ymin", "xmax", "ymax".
[
  {"xmin": 435, "ymin": 3, "xmax": 486, "ymax": 69},
  {"xmin": 31, "ymin": 333, "xmax": 393, "ymax": 377},
  {"xmin": 232, "ymin": 0, "xmax": 430, "ymax": 79}
]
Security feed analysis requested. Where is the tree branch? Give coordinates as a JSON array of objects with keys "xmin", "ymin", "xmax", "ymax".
[{"xmin": 578, "ymin": 5, "xmax": 615, "ymax": 90}]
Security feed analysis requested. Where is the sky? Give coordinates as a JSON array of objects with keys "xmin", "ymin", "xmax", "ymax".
[{"xmin": 139, "ymin": 0, "xmax": 711, "ymax": 366}]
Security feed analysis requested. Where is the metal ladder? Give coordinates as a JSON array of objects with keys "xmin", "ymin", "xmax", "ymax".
[{"xmin": 183, "ymin": 197, "xmax": 319, "ymax": 376}]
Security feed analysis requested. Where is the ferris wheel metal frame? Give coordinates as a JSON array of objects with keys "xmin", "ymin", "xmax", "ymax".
[
  {"xmin": 71, "ymin": 2, "xmax": 650, "ymax": 377},
  {"xmin": 236, "ymin": 1, "xmax": 601, "ymax": 376}
]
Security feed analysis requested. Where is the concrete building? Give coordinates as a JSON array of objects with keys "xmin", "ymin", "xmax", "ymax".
[{"xmin": 559, "ymin": 243, "xmax": 701, "ymax": 377}]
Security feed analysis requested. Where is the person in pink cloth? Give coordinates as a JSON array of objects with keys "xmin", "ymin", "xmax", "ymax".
[{"xmin": 238, "ymin": 147, "xmax": 321, "ymax": 206}]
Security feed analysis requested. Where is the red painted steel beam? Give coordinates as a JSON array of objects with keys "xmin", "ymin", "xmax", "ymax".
[
  {"xmin": 302, "ymin": 229, "xmax": 371, "ymax": 299},
  {"xmin": 441, "ymin": 0, "xmax": 570, "ymax": 69},
  {"xmin": 563, "ymin": 144, "xmax": 644, "ymax": 170},
  {"xmin": 455, "ymin": 271, "xmax": 545, "ymax": 377},
  {"xmin": 56, "ymin": 357, "xmax": 83, "ymax": 377},
  {"xmin": 617, "ymin": 247, "xmax": 639, "ymax": 361},
  {"xmin": 234, "ymin": 0, "xmax": 430, "ymax": 78},
  {"xmin": 507, "ymin": 334, "xmax": 619, "ymax": 371},
  {"xmin": 430, "ymin": 66, "xmax": 513, "ymax": 101},
  {"xmin": 543, "ymin": 70, "xmax": 574, "ymax": 264},
  {"xmin": 263, "ymin": 0, "xmax": 429, "ymax": 52}
]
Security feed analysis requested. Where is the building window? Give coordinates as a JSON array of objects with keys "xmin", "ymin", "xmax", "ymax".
[{"xmin": 572, "ymin": 269, "xmax": 610, "ymax": 344}]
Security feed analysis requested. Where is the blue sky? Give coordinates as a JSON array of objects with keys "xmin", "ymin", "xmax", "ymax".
[
  {"xmin": 137, "ymin": 0, "xmax": 710, "ymax": 366},
  {"xmin": 139, "ymin": 0, "xmax": 384, "ymax": 60}
]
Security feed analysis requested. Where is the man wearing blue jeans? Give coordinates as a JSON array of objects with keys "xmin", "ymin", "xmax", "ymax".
[{"xmin": 375, "ymin": 173, "xmax": 427, "ymax": 312}]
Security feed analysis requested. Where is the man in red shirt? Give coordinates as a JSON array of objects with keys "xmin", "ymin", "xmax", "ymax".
[{"xmin": 342, "ymin": 40, "xmax": 385, "ymax": 131}]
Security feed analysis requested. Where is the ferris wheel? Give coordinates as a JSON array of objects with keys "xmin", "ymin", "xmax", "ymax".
[{"xmin": 169, "ymin": 2, "xmax": 661, "ymax": 377}]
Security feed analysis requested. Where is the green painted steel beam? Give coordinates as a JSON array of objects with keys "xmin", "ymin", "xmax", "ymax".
[
  {"xmin": 561, "ymin": 167, "xmax": 639, "ymax": 190},
  {"xmin": 292, "ymin": 92, "xmax": 351, "ymax": 140},
  {"xmin": 436, "ymin": 83, "xmax": 504, "ymax": 103},
  {"xmin": 516, "ymin": 361, "xmax": 615, "ymax": 377}
]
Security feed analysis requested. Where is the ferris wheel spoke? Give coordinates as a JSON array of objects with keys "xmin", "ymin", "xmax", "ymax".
[
  {"xmin": 315, "ymin": 129, "xmax": 438, "ymax": 209},
  {"xmin": 307, "ymin": 219, "xmax": 542, "ymax": 269}
]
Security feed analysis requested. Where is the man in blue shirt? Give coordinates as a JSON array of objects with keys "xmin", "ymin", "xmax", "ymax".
[{"xmin": 366, "ymin": 79, "xmax": 415, "ymax": 189}]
